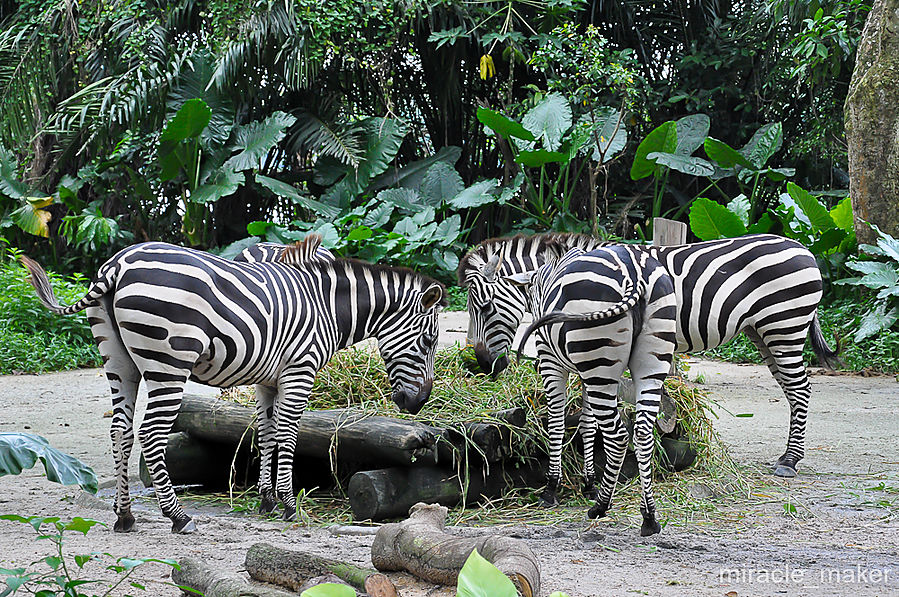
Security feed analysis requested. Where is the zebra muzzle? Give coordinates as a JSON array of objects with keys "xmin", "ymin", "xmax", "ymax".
[
  {"xmin": 474, "ymin": 343, "xmax": 510, "ymax": 377},
  {"xmin": 393, "ymin": 379, "xmax": 432, "ymax": 415}
]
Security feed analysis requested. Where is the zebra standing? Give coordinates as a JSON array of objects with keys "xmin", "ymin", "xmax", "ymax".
[
  {"xmin": 21, "ymin": 235, "xmax": 444, "ymax": 533},
  {"xmin": 507, "ymin": 243, "xmax": 676, "ymax": 536},
  {"xmin": 460, "ymin": 233, "xmax": 840, "ymax": 478}
]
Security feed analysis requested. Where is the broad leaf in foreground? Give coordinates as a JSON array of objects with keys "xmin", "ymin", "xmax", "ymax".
[{"xmin": 0, "ymin": 433, "xmax": 98, "ymax": 494}]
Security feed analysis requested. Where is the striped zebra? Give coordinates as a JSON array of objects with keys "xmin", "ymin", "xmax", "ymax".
[
  {"xmin": 21, "ymin": 235, "xmax": 444, "ymax": 533},
  {"xmin": 507, "ymin": 243, "xmax": 676, "ymax": 536},
  {"xmin": 460, "ymin": 233, "xmax": 840, "ymax": 478}
]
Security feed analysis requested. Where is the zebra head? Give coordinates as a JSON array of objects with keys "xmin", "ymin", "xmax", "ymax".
[
  {"xmin": 459, "ymin": 251, "xmax": 527, "ymax": 377},
  {"xmin": 376, "ymin": 282, "xmax": 445, "ymax": 415}
]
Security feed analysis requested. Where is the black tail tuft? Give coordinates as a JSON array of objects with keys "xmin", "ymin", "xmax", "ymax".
[{"xmin": 809, "ymin": 313, "xmax": 842, "ymax": 370}]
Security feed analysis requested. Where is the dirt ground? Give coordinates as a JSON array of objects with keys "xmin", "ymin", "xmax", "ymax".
[{"xmin": 1, "ymin": 313, "xmax": 897, "ymax": 597}]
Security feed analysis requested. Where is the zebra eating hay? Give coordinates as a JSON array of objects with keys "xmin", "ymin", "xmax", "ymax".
[
  {"xmin": 21, "ymin": 235, "xmax": 445, "ymax": 533},
  {"xmin": 460, "ymin": 233, "xmax": 841, "ymax": 478},
  {"xmin": 506, "ymin": 243, "xmax": 676, "ymax": 536}
]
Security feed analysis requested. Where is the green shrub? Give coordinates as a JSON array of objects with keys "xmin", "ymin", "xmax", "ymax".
[{"xmin": 0, "ymin": 249, "xmax": 100, "ymax": 374}]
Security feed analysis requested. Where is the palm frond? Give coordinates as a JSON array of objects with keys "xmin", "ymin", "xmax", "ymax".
[{"xmin": 288, "ymin": 109, "xmax": 366, "ymax": 168}]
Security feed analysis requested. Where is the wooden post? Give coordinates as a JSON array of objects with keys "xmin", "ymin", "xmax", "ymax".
[{"xmin": 652, "ymin": 217, "xmax": 687, "ymax": 246}]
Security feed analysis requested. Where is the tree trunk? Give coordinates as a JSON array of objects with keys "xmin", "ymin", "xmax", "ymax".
[
  {"xmin": 371, "ymin": 502, "xmax": 540, "ymax": 597},
  {"xmin": 245, "ymin": 543, "xmax": 395, "ymax": 594},
  {"xmin": 844, "ymin": 0, "xmax": 899, "ymax": 244},
  {"xmin": 172, "ymin": 557, "xmax": 296, "ymax": 597}
]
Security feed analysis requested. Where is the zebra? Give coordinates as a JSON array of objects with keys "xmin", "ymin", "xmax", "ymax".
[
  {"xmin": 460, "ymin": 233, "xmax": 840, "ymax": 479},
  {"xmin": 21, "ymin": 234, "xmax": 445, "ymax": 533},
  {"xmin": 506, "ymin": 242, "xmax": 676, "ymax": 536}
]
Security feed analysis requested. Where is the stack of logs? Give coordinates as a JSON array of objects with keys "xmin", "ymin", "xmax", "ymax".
[{"xmin": 141, "ymin": 379, "xmax": 696, "ymax": 521}]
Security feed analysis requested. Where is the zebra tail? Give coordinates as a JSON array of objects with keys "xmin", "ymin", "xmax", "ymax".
[
  {"xmin": 808, "ymin": 312, "xmax": 842, "ymax": 370},
  {"xmin": 19, "ymin": 255, "xmax": 110, "ymax": 315},
  {"xmin": 516, "ymin": 281, "xmax": 643, "ymax": 361}
]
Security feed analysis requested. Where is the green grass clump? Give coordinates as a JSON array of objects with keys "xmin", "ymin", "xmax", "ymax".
[
  {"xmin": 445, "ymin": 286, "xmax": 467, "ymax": 311},
  {"xmin": 0, "ymin": 251, "xmax": 101, "ymax": 374},
  {"xmin": 698, "ymin": 300, "xmax": 899, "ymax": 373}
]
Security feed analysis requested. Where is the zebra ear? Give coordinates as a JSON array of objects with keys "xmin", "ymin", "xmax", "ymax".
[
  {"xmin": 502, "ymin": 271, "xmax": 536, "ymax": 287},
  {"xmin": 420, "ymin": 283, "xmax": 445, "ymax": 310},
  {"xmin": 482, "ymin": 253, "xmax": 501, "ymax": 282}
]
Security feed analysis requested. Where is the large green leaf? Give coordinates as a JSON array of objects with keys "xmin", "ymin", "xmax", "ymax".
[
  {"xmin": 300, "ymin": 582, "xmax": 355, "ymax": 597},
  {"xmin": 255, "ymin": 174, "xmax": 341, "ymax": 219},
  {"xmin": 456, "ymin": 549, "xmax": 516, "ymax": 597},
  {"xmin": 630, "ymin": 121, "xmax": 677, "ymax": 180},
  {"xmin": 786, "ymin": 182, "xmax": 836, "ymax": 232},
  {"xmin": 689, "ymin": 197, "xmax": 748, "ymax": 240},
  {"xmin": 704, "ymin": 138, "xmax": 754, "ymax": 169},
  {"xmin": 435, "ymin": 214, "xmax": 462, "ymax": 246},
  {"xmin": 829, "ymin": 196, "xmax": 854, "ymax": 231},
  {"xmin": 809, "ymin": 228, "xmax": 847, "ymax": 255},
  {"xmin": 369, "ymin": 146, "xmax": 462, "ymax": 191},
  {"xmin": 10, "ymin": 196, "xmax": 54, "ymax": 237},
  {"xmin": 854, "ymin": 304, "xmax": 899, "ymax": 342},
  {"xmin": 646, "ymin": 152, "xmax": 715, "ymax": 177},
  {"xmin": 739, "ymin": 123, "xmax": 783, "ymax": 169},
  {"xmin": 160, "ymin": 98, "xmax": 211, "ymax": 144},
  {"xmin": 516, "ymin": 149, "xmax": 568, "ymax": 168},
  {"xmin": 419, "ymin": 162, "xmax": 464, "ymax": 207},
  {"xmin": 675, "ymin": 114, "xmax": 710, "ymax": 156},
  {"xmin": 0, "ymin": 147, "xmax": 27, "ymax": 199},
  {"xmin": 362, "ymin": 202, "xmax": 395, "ymax": 228},
  {"xmin": 225, "ymin": 112, "xmax": 297, "ymax": 171},
  {"xmin": 476, "ymin": 107, "xmax": 535, "ymax": 141},
  {"xmin": 854, "ymin": 262, "xmax": 899, "ymax": 289},
  {"xmin": 0, "ymin": 433, "xmax": 98, "ymax": 494},
  {"xmin": 521, "ymin": 93, "xmax": 571, "ymax": 151},
  {"xmin": 727, "ymin": 194, "xmax": 751, "ymax": 226},
  {"xmin": 348, "ymin": 117, "xmax": 409, "ymax": 193},
  {"xmin": 168, "ymin": 51, "xmax": 236, "ymax": 147},
  {"xmin": 589, "ymin": 108, "xmax": 627, "ymax": 163},
  {"xmin": 191, "ymin": 169, "xmax": 244, "ymax": 203},
  {"xmin": 448, "ymin": 179, "xmax": 499, "ymax": 209},
  {"xmin": 377, "ymin": 188, "xmax": 426, "ymax": 214}
]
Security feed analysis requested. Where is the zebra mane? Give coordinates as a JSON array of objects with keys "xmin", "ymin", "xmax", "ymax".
[
  {"xmin": 279, "ymin": 234, "xmax": 324, "ymax": 266},
  {"xmin": 457, "ymin": 232, "xmax": 601, "ymax": 285}
]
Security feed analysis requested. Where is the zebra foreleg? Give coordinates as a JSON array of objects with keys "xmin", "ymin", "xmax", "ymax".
[
  {"xmin": 140, "ymin": 376, "xmax": 194, "ymax": 533},
  {"xmin": 273, "ymin": 366, "xmax": 317, "ymax": 521},
  {"xmin": 537, "ymin": 356, "xmax": 568, "ymax": 507},
  {"xmin": 254, "ymin": 384, "xmax": 278, "ymax": 515}
]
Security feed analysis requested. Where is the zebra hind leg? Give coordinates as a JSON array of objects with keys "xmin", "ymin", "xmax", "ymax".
[
  {"xmin": 254, "ymin": 384, "xmax": 278, "ymax": 515},
  {"xmin": 578, "ymin": 397, "xmax": 599, "ymax": 501},
  {"xmin": 744, "ymin": 327, "xmax": 809, "ymax": 477},
  {"xmin": 88, "ymin": 304, "xmax": 141, "ymax": 533},
  {"xmin": 139, "ymin": 375, "xmax": 195, "ymax": 533},
  {"xmin": 537, "ymin": 357, "xmax": 568, "ymax": 507},
  {"xmin": 587, "ymin": 396, "xmax": 628, "ymax": 520}
]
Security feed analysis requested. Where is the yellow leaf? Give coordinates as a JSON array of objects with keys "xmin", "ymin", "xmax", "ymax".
[
  {"xmin": 26, "ymin": 196, "xmax": 54, "ymax": 209},
  {"xmin": 479, "ymin": 54, "xmax": 495, "ymax": 80}
]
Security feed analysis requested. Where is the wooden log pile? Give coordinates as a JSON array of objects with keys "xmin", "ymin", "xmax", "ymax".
[{"xmin": 143, "ymin": 383, "xmax": 696, "ymax": 521}]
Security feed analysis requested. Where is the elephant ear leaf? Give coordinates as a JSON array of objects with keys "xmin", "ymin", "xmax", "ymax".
[{"xmin": 0, "ymin": 433, "xmax": 98, "ymax": 494}]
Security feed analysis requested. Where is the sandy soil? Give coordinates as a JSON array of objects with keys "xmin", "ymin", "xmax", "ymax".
[{"xmin": 1, "ymin": 313, "xmax": 897, "ymax": 597}]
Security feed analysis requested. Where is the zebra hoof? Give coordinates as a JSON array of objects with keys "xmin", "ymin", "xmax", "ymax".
[
  {"xmin": 113, "ymin": 513, "xmax": 135, "ymax": 533},
  {"xmin": 539, "ymin": 490, "xmax": 559, "ymax": 508},
  {"xmin": 640, "ymin": 517, "xmax": 661, "ymax": 537},
  {"xmin": 172, "ymin": 518, "xmax": 196, "ymax": 534},
  {"xmin": 774, "ymin": 464, "xmax": 797, "ymax": 478},
  {"xmin": 587, "ymin": 504, "xmax": 608, "ymax": 519},
  {"xmin": 283, "ymin": 507, "xmax": 297, "ymax": 522},
  {"xmin": 258, "ymin": 497, "xmax": 277, "ymax": 515}
]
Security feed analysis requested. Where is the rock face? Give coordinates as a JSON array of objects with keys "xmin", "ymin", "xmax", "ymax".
[{"xmin": 845, "ymin": 0, "xmax": 899, "ymax": 244}]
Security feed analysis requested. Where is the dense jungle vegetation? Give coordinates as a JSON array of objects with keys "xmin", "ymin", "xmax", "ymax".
[{"xmin": 1, "ymin": 0, "xmax": 897, "ymax": 371}]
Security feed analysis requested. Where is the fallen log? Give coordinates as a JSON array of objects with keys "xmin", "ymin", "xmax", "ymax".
[
  {"xmin": 371, "ymin": 502, "xmax": 540, "ymax": 597},
  {"xmin": 347, "ymin": 463, "xmax": 545, "ymax": 522},
  {"xmin": 245, "ymin": 542, "xmax": 395, "ymax": 595},
  {"xmin": 172, "ymin": 556, "xmax": 295, "ymax": 597},
  {"xmin": 173, "ymin": 393, "xmax": 438, "ymax": 466}
]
